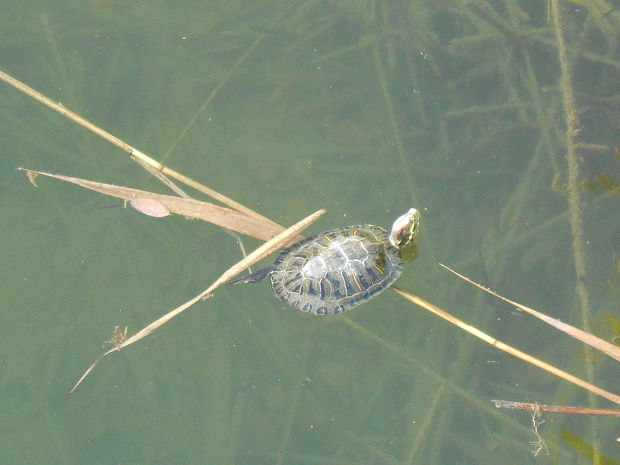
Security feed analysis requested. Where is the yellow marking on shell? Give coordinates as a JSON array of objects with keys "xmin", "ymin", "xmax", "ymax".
[
  {"xmin": 324, "ymin": 279, "xmax": 334, "ymax": 299},
  {"xmin": 302, "ymin": 278, "xmax": 311, "ymax": 296},
  {"xmin": 351, "ymin": 273, "xmax": 363, "ymax": 291},
  {"xmin": 372, "ymin": 262, "xmax": 385, "ymax": 275},
  {"xmin": 299, "ymin": 249, "xmax": 315, "ymax": 259},
  {"xmin": 322, "ymin": 234, "xmax": 334, "ymax": 242}
]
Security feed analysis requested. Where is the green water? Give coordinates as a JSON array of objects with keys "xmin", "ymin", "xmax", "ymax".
[{"xmin": 2, "ymin": 1, "xmax": 619, "ymax": 464}]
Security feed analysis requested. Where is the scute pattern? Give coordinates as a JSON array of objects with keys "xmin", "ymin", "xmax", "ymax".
[{"xmin": 270, "ymin": 225, "xmax": 404, "ymax": 315}]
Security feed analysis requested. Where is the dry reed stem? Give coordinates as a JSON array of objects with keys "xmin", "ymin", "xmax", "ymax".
[
  {"xmin": 130, "ymin": 154, "xmax": 191, "ymax": 199},
  {"xmin": 492, "ymin": 399, "xmax": 620, "ymax": 417},
  {"xmin": 70, "ymin": 209, "xmax": 325, "ymax": 392},
  {"xmin": 0, "ymin": 69, "xmax": 276, "ymax": 226},
  {"xmin": 390, "ymin": 286, "xmax": 620, "ymax": 405},
  {"xmin": 18, "ymin": 168, "xmax": 291, "ymax": 242},
  {"xmin": 440, "ymin": 264, "xmax": 620, "ymax": 363}
]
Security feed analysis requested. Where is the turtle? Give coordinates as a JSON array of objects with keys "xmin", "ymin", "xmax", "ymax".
[{"xmin": 226, "ymin": 208, "xmax": 421, "ymax": 315}]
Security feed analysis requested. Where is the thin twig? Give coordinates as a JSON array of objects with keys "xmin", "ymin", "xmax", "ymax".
[
  {"xmin": 70, "ymin": 209, "xmax": 325, "ymax": 392},
  {"xmin": 390, "ymin": 286, "xmax": 620, "ymax": 405},
  {"xmin": 492, "ymin": 400, "xmax": 620, "ymax": 417},
  {"xmin": 0, "ymin": 69, "xmax": 276, "ymax": 224},
  {"xmin": 439, "ymin": 263, "xmax": 620, "ymax": 363}
]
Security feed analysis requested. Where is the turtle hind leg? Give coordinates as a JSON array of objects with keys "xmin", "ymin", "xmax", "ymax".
[{"xmin": 225, "ymin": 267, "xmax": 274, "ymax": 285}]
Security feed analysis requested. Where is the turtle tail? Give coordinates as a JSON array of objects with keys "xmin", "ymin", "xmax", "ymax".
[{"xmin": 225, "ymin": 267, "xmax": 274, "ymax": 285}]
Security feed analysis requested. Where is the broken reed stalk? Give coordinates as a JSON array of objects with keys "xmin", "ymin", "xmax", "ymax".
[
  {"xmin": 492, "ymin": 400, "xmax": 620, "ymax": 417},
  {"xmin": 390, "ymin": 286, "xmax": 620, "ymax": 405},
  {"xmin": 439, "ymin": 264, "xmax": 620, "ymax": 363},
  {"xmin": 70, "ymin": 209, "xmax": 326, "ymax": 393},
  {"xmin": 18, "ymin": 168, "xmax": 293, "ymax": 243},
  {"xmin": 0, "ymin": 69, "xmax": 275, "ymax": 226}
]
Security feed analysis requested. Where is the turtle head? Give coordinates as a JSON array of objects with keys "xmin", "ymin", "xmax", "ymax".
[{"xmin": 389, "ymin": 208, "xmax": 421, "ymax": 249}]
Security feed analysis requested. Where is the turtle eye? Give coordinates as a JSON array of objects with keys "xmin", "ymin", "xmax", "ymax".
[{"xmin": 389, "ymin": 208, "xmax": 421, "ymax": 248}]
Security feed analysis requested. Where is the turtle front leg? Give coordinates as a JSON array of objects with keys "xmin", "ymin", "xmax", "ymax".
[{"xmin": 225, "ymin": 267, "xmax": 274, "ymax": 285}]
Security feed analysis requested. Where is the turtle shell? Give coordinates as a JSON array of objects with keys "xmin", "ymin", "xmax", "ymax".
[{"xmin": 269, "ymin": 224, "xmax": 404, "ymax": 315}]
